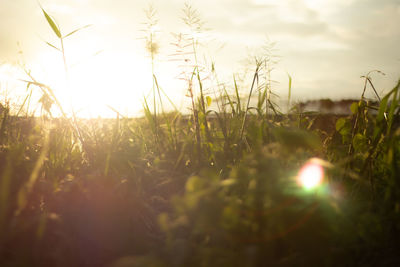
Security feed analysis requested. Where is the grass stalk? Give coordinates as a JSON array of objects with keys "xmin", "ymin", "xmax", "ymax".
[{"xmin": 240, "ymin": 63, "xmax": 261, "ymax": 141}]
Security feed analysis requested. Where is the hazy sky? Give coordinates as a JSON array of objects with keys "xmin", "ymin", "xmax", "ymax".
[{"xmin": 1, "ymin": 0, "xmax": 399, "ymax": 117}]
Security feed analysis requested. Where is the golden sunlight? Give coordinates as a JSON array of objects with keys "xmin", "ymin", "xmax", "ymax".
[
  {"xmin": 1, "ymin": 1, "xmax": 400, "ymax": 265},
  {"xmin": 33, "ymin": 48, "xmax": 151, "ymax": 118}
]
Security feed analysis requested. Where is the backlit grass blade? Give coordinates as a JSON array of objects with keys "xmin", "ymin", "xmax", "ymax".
[
  {"xmin": 41, "ymin": 8, "xmax": 61, "ymax": 38},
  {"xmin": 287, "ymin": 73, "xmax": 292, "ymax": 112},
  {"xmin": 16, "ymin": 92, "xmax": 30, "ymax": 117},
  {"xmin": 377, "ymin": 94, "xmax": 389, "ymax": 123},
  {"xmin": 233, "ymin": 75, "xmax": 241, "ymax": 114},
  {"xmin": 63, "ymin": 24, "xmax": 92, "ymax": 38},
  {"xmin": 45, "ymin": 41, "xmax": 61, "ymax": 52},
  {"xmin": 240, "ymin": 63, "xmax": 260, "ymax": 141},
  {"xmin": 386, "ymin": 80, "xmax": 400, "ymax": 135}
]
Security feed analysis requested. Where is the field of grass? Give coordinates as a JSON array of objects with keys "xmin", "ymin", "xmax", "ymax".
[{"xmin": 1, "ymin": 4, "xmax": 400, "ymax": 267}]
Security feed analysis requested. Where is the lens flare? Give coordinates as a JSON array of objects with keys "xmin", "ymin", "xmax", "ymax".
[{"xmin": 297, "ymin": 160, "xmax": 324, "ymax": 190}]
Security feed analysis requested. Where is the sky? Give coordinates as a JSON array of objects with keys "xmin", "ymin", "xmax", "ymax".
[{"xmin": 0, "ymin": 0, "xmax": 399, "ymax": 117}]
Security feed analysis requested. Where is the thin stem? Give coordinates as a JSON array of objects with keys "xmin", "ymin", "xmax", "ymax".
[
  {"xmin": 240, "ymin": 64, "xmax": 260, "ymax": 141},
  {"xmin": 60, "ymin": 37, "xmax": 69, "ymax": 85}
]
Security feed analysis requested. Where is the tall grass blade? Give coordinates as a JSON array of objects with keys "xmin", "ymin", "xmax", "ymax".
[
  {"xmin": 233, "ymin": 75, "xmax": 241, "ymax": 114},
  {"xmin": 16, "ymin": 84, "xmax": 32, "ymax": 117},
  {"xmin": 63, "ymin": 24, "xmax": 92, "ymax": 38},
  {"xmin": 41, "ymin": 8, "xmax": 61, "ymax": 38},
  {"xmin": 240, "ymin": 63, "xmax": 260, "ymax": 141},
  {"xmin": 287, "ymin": 73, "xmax": 292, "ymax": 112},
  {"xmin": 45, "ymin": 41, "xmax": 61, "ymax": 52},
  {"xmin": 386, "ymin": 80, "xmax": 400, "ymax": 135}
]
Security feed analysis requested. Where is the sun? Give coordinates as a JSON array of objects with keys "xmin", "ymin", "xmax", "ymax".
[{"xmin": 32, "ymin": 48, "xmax": 151, "ymax": 118}]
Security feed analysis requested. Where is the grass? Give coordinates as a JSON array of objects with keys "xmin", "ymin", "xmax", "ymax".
[{"xmin": 1, "ymin": 3, "xmax": 400, "ymax": 267}]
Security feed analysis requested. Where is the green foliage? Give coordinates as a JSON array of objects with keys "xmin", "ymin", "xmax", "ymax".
[{"xmin": 2, "ymin": 77, "xmax": 399, "ymax": 265}]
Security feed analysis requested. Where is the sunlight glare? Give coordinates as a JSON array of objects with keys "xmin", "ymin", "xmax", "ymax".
[
  {"xmin": 0, "ymin": 64, "xmax": 28, "ymax": 105},
  {"xmin": 297, "ymin": 159, "xmax": 324, "ymax": 190},
  {"xmin": 34, "ymin": 49, "xmax": 150, "ymax": 118}
]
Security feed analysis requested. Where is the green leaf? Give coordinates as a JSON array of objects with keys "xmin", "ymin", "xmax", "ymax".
[
  {"xmin": 336, "ymin": 117, "xmax": 351, "ymax": 141},
  {"xmin": 350, "ymin": 102, "xmax": 358, "ymax": 114},
  {"xmin": 377, "ymin": 95, "xmax": 389, "ymax": 122},
  {"xmin": 335, "ymin": 118, "xmax": 347, "ymax": 132},
  {"xmin": 206, "ymin": 96, "xmax": 212, "ymax": 107},
  {"xmin": 387, "ymin": 82, "xmax": 399, "ymax": 134},
  {"xmin": 42, "ymin": 8, "xmax": 61, "ymax": 38}
]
